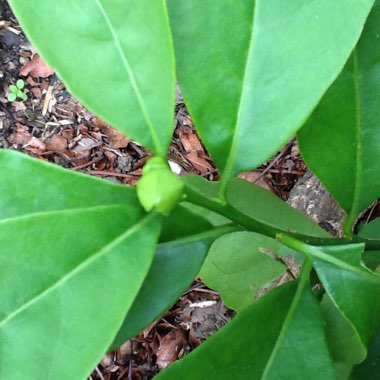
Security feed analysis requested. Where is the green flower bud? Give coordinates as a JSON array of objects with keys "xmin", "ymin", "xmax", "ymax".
[{"xmin": 137, "ymin": 157, "xmax": 184, "ymax": 215}]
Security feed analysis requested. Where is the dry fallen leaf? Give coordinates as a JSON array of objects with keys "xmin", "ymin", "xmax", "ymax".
[
  {"xmin": 92, "ymin": 116, "xmax": 129, "ymax": 148},
  {"xmin": 7, "ymin": 124, "xmax": 32, "ymax": 145},
  {"xmin": 44, "ymin": 134, "xmax": 68, "ymax": 154},
  {"xmin": 156, "ymin": 329, "xmax": 185, "ymax": 370},
  {"xmin": 238, "ymin": 170, "xmax": 273, "ymax": 192},
  {"xmin": 19, "ymin": 54, "xmax": 55, "ymax": 78}
]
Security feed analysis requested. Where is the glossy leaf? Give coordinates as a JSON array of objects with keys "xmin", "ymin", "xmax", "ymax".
[
  {"xmin": 312, "ymin": 244, "xmax": 380, "ymax": 349},
  {"xmin": 321, "ymin": 294, "xmax": 366, "ymax": 368},
  {"xmin": 227, "ymin": 178, "xmax": 330, "ymax": 238},
  {"xmin": 156, "ymin": 281, "xmax": 335, "ymax": 380},
  {"xmin": 362, "ymin": 251, "xmax": 380, "ymax": 272},
  {"xmin": 159, "ymin": 204, "xmax": 214, "ymax": 242},
  {"xmin": 199, "ymin": 232, "xmax": 287, "ymax": 312},
  {"xmin": 9, "ymin": 0, "xmax": 175, "ymax": 156},
  {"xmin": 279, "ymin": 236, "xmax": 380, "ymax": 355},
  {"xmin": 180, "ymin": 202, "xmax": 231, "ymax": 227},
  {"xmin": 298, "ymin": 2, "xmax": 380, "ymax": 231},
  {"xmin": 0, "ymin": 149, "xmax": 138, "ymax": 219},
  {"xmin": 182, "ymin": 175, "xmax": 231, "ymax": 226},
  {"xmin": 359, "ymin": 217, "xmax": 380, "ymax": 239},
  {"xmin": 351, "ymin": 327, "xmax": 380, "ymax": 379},
  {"xmin": 111, "ymin": 225, "xmax": 236, "ymax": 349},
  {"xmin": 168, "ymin": 0, "xmax": 375, "ymax": 190},
  {"xmin": 0, "ymin": 206, "xmax": 161, "ymax": 379}
]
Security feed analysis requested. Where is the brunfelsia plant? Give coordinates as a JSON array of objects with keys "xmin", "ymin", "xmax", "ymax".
[{"xmin": 2, "ymin": 1, "xmax": 380, "ymax": 379}]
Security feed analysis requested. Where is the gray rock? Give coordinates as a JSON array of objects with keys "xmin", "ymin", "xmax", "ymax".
[{"xmin": 287, "ymin": 171, "xmax": 346, "ymax": 237}]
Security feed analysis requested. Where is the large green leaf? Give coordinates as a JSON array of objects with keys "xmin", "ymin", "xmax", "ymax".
[
  {"xmin": 168, "ymin": 0, "xmax": 375, "ymax": 191},
  {"xmin": 351, "ymin": 327, "xmax": 380, "ymax": 379},
  {"xmin": 159, "ymin": 204, "xmax": 214, "ymax": 242},
  {"xmin": 279, "ymin": 236, "xmax": 380, "ymax": 356},
  {"xmin": 199, "ymin": 232, "xmax": 287, "ymax": 312},
  {"xmin": 227, "ymin": 178, "xmax": 331, "ymax": 238},
  {"xmin": 8, "ymin": 0, "xmax": 175, "ymax": 156},
  {"xmin": 156, "ymin": 280, "xmax": 335, "ymax": 380},
  {"xmin": 298, "ymin": 2, "xmax": 380, "ymax": 231},
  {"xmin": 111, "ymin": 225, "xmax": 236, "ymax": 349},
  {"xmin": 321, "ymin": 294, "xmax": 366, "ymax": 373},
  {"xmin": 183, "ymin": 175, "xmax": 330, "ymax": 238},
  {"xmin": 359, "ymin": 217, "xmax": 380, "ymax": 239},
  {"xmin": 312, "ymin": 244, "xmax": 380, "ymax": 350},
  {"xmin": 0, "ymin": 206, "xmax": 161, "ymax": 379},
  {"xmin": 0, "ymin": 149, "xmax": 138, "ymax": 219},
  {"xmin": 359, "ymin": 219, "xmax": 380, "ymax": 270}
]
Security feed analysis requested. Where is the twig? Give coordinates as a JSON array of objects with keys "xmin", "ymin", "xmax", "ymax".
[
  {"xmin": 253, "ymin": 137, "xmax": 296, "ymax": 184},
  {"xmin": 129, "ymin": 339, "xmax": 133, "ymax": 380},
  {"xmin": 86, "ymin": 170, "xmax": 140, "ymax": 179},
  {"xmin": 94, "ymin": 366, "xmax": 104, "ymax": 380},
  {"xmin": 365, "ymin": 201, "xmax": 378, "ymax": 224}
]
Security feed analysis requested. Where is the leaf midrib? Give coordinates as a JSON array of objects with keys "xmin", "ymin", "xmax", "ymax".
[
  {"xmin": 0, "ymin": 212, "xmax": 154, "ymax": 328},
  {"xmin": 310, "ymin": 247, "xmax": 380, "ymax": 283},
  {"xmin": 219, "ymin": 1, "xmax": 258, "ymax": 194},
  {"xmin": 345, "ymin": 50, "xmax": 364, "ymax": 231},
  {"xmin": 94, "ymin": 0, "xmax": 163, "ymax": 153},
  {"xmin": 261, "ymin": 269, "xmax": 310, "ymax": 379}
]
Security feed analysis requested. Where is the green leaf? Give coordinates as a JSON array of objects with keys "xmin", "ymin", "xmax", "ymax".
[
  {"xmin": 199, "ymin": 231, "xmax": 287, "ymax": 312},
  {"xmin": 182, "ymin": 175, "xmax": 231, "ymax": 226},
  {"xmin": 359, "ymin": 217, "xmax": 380, "ymax": 239},
  {"xmin": 111, "ymin": 225, "xmax": 236, "ymax": 349},
  {"xmin": 227, "ymin": 178, "xmax": 330, "ymax": 238},
  {"xmin": 321, "ymin": 294, "xmax": 366, "ymax": 367},
  {"xmin": 279, "ymin": 235, "xmax": 380, "ymax": 355},
  {"xmin": 9, "ymin": 0, "xmax": 175, "ymax": 156},
  {"xmin": 16, "ymin": 79, "xmax": 25, "ymax": 89},
  {"xmin": 156, "ymin": 281, "xmax": 335, "ymax": 380},
  {"xmin": 351, "ymin": 327, "xmax": 380, "ymax": 379},
  {"xmin": 183, "ymin": 174, "xmax": 220, "ymax": 201},
  {"xmin": 7, "ymin": 92, "xmax": 16, "ymax": 102},
  {"xmin": 362, "ymin": 251, "xmax": 380, "ymax": 272},
  {"xmin": 159, "ymin": 204, "xmax": 214, "ymax": 242},
  {"xmin": 312, "ymin": 244, "xmax": 380, "ymax": 349},
  {"xmin": 298, "ymin": 2, "xmax": 380, "ymax": 231},
  {"xmin": 0, "ymin": 149, "xmax": 139, "ymax": 219},
  {"xmin": 180, "ymin": 201, "xmax": 231, "ymax": 227},
  {"xmin": 168, "ymin": 0, "xmax": 375, "ymax": 191},
  {"xmin": 0, "ymin": 206, "xmax": 161, "ymax": 379},
  {"xmin": 9, "ymin": 84, "xmax": 18, "ymax": 93}
]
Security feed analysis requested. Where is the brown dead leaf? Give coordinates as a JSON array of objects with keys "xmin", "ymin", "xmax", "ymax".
[
  {"xmin": 45, "ymin": 134, "xmax": 68, "ymax": 154},
  {"xmin": 178, "ymin": 128, "xmax": 204, "ymax": 153},
  {"xmin": 7, "ymin": 124, "xmax": 32, "ymax": 145},
  {"xmin": 30, "ymin": 87, "xmax": 42, "ymax": 99},
  {"xmin": 238, "ymin": 171, "xmax": 273, "ymax": 192},
  {"xmin": 92, "ymin": 116, "xmax": 129, "ymax": 148},
  {"xmin": 185, "ymin": 151, "xmax": 213, "ymax": 174},
  {"xmin": 156, "ymin": 329, "xmax": 185, "ymax": 370},
  {"xmin": 19, "ymin": 54, "xmax": 55, "ymax": 78},
  {"xmin": 25, "ymin": 136, "xmax": 45, "ymax": 150}
]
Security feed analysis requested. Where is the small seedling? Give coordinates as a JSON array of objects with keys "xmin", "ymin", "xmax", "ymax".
[{"xmin": 7, "ymin": 79, "xmax": 27, "ymax": 102}]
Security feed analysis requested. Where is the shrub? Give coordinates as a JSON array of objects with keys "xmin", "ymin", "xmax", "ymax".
[{"xmin": 2, "ymin": 1, "xmax": 380, "ymax": 379}]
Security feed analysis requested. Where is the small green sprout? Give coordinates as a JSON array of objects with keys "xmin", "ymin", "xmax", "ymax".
[{"xmin": 7, "ymin": 79, "xmax": 27, "ymax": 102}]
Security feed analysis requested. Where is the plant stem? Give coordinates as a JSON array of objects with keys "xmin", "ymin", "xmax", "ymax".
[{"xmin": 183, "ymin": 184, "xmax": 380, "ymax": 250}]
